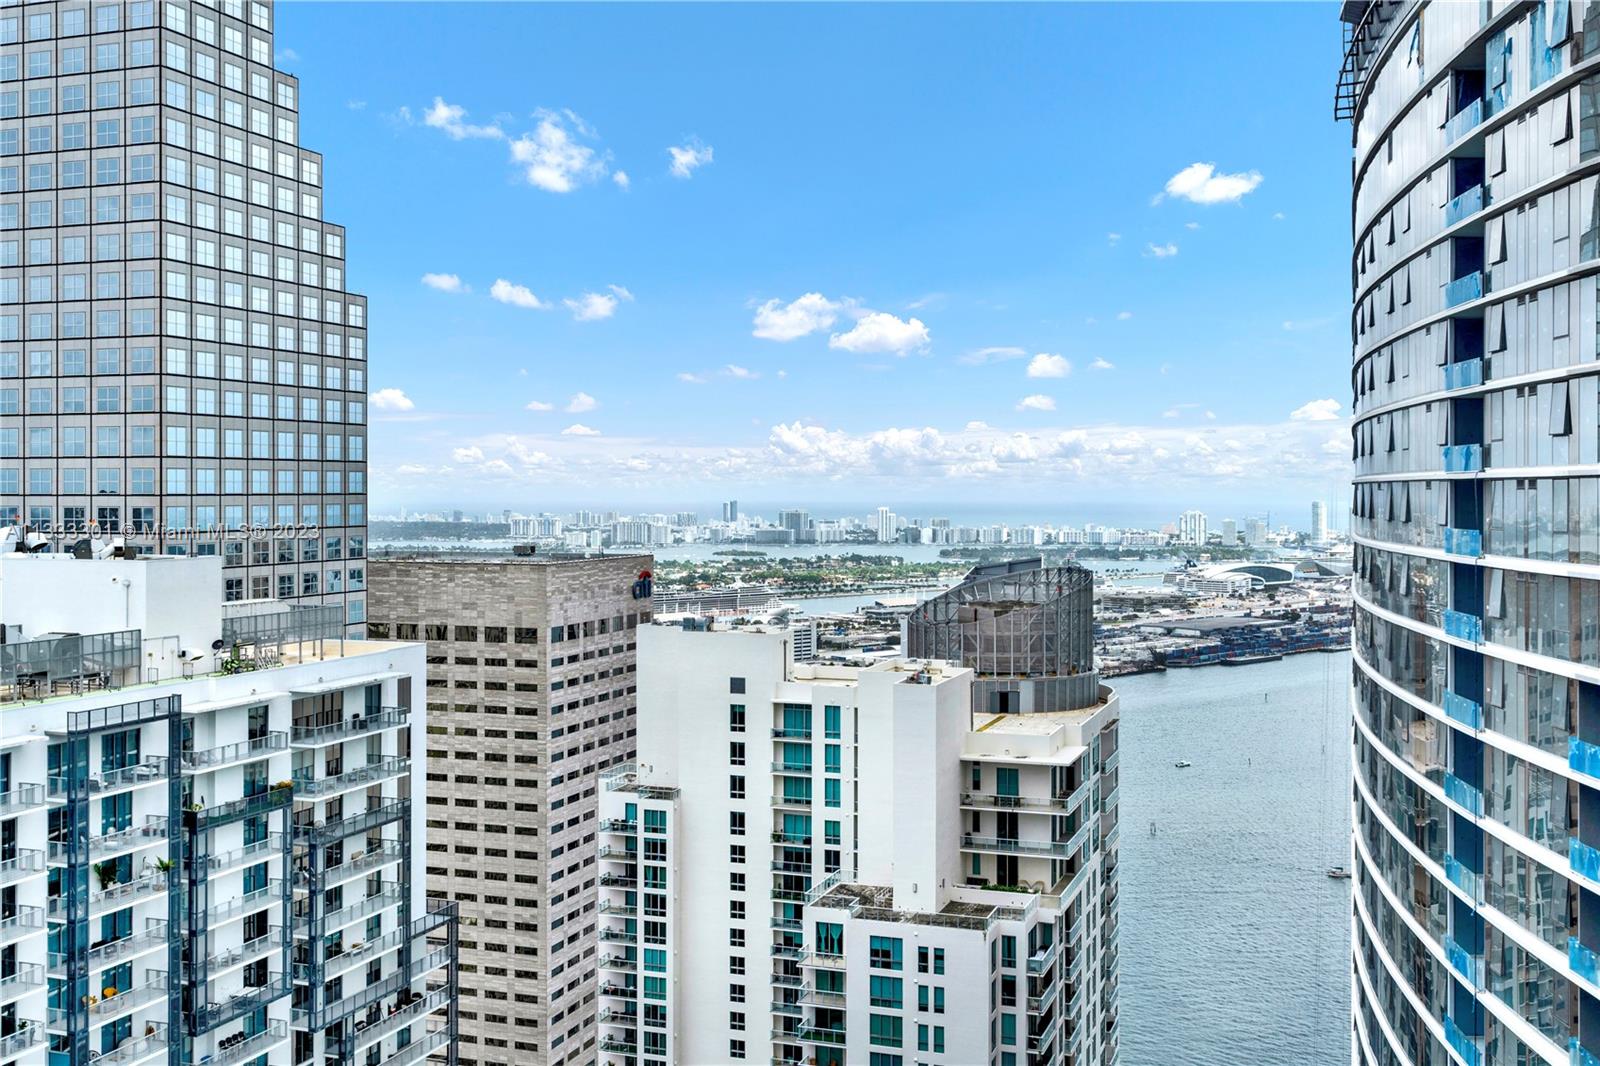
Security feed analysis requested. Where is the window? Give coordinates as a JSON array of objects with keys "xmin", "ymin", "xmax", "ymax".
[
  {"xmin": 869, "ymin": 975, "xmax": 903, "ymax": 1009},
  {"xmin": 729, "ymin": 704, "xmax": 746, "ymax": 732},
  {"xmin": 869, "ymin": 936, "xmax": 903, "ymax": 970},
  {"xmin": 729, "ymin": 676, "xmax": 745, "ymax": 694},
  {"xmin": 868, "ymin": 1014, "xmax": 903, "ymax": 1049}
]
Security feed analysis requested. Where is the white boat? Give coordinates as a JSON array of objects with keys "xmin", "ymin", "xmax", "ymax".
[
  {"xmin": 1174, "ymin": 760, "xmax": 1192, "ymax": 768},
  {"xmin": 1326, "ymin": 866, "xmax": 1350, "ymax": 880}
]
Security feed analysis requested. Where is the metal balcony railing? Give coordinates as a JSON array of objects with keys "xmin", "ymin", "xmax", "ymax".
[
  {"xmin": 49, "ymin": 759, "xmax": 170, "ymax": 798},
  {"xmin": 293, "ymin": 757, "xmax": 410, "ymax": 796},
  {"xmin": 181, "ymin": 734, "xmax": 288, "ymax": 772},
  {"xmin": 290, "ymin": 707, "xmax": 409, "ymax": 747}
]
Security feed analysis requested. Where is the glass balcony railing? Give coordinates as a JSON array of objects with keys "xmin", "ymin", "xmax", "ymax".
[
  {"xmin": 1444, "ymin": 935, "xmax": 1484, "ymax": 987},
  {"xmin": 0, "ymin": 961, "xmax": 44, "ymax": 1001},
  {"xmin": 1445, "ymin": 272, "xmax": 1485, "ymax": 307},
  {"xmin": 961, "ymin": 834, "xmax": 1080, "ymax": 859},
  {"xmin": 0, "ymin": 905, "xmax": 44, "ymax": 947},
  {"xmin": 1444, "ymin": 1014, "xmax": 1481, "ymax": 1066},
  {"xmin": 0, "ymin": 784, "xmax": 45, "ymax": 817},
  {"xmin": 1443, "ymin": 773, "xmax": 1483, "ymax": 816},
  {"xmin": 49, "ymin": 759, "xmax": 170, "ymax": 798},
  {"xmin": 1571, "ymin": 737, "xmax": 1600, "ymax": 781},
  {"xmin": 1442, "ymin": 444, "xmax": 1484, "ymax": 472},
  {"xmin": 1445, "ymin": 185, "xmax": 1487, "ymax": 226},
  {"xmin": 1443, "ymin": 855, "xmax": 1481, "ymax": 900},
  {"xmin": 1441, "ymin": 690, "xmax": 1483, "ymax": 729},
  {"xmin": 0, "ymin": 848, "xmax": 44, "ymax": 886},
  {"xmin": 1442, "ymin": 610, "xmax": 1484, "ymax": 643},
  {"xmin": 1442, "ymin": 528, "xmax": 1482, "ymax": 557},
  {"xmin": 180, "ymin": 734, "xmax": 287, "ymax": 772},
  {"xmin": 209, "ymin": 834, "xmax": 285, "ymax": 874},
  {"xmin": 290, "ymin": 707, "xmax": 409, "ymax": 747},
  {"xmin": 87, "ymin": 1024, "xmax": 167, "ymax": 1064},
  {"xmin": 1571, "ymin": 937, "xmax": 1600, "ymax": 986},
  {"xmin": 47, "ymin": 816, "xmax": 168, "ymax": 863},
  {"xmin": 209, "ymin": 880, "xmax": 284, "ymax": 926},
  {"xmin": 1445, "ymin": 99, "xmax": 1484, "ymax": 142},
  {"xmin": 185, "ymin": 786, "xmax": 293, "ymax": 831},
  {"xmin": 1573, "ymin": 1038, "xmax": 1600, "ymax": 1066},
  {"xmin": 771, "ymin": 761, "xmax": 813, "ymax": 775},
  {"xmin": 209, "ymin": 1020, "xmax": 290, "ymax": 1066},
  {"xmin": 293, "ymin": 757, "xmax": 410, "ymax": 796},
  {"xmin": 1443, "ymin": 358, "xmax": 1484, "ymax": 390},
  {"xmin": 0, "ymin": 1022, "xmax": 43, "ymax": 1059},
  {"xmin": 1572, "ymin": 838, "xmax": 1600, "ymax": 883}
]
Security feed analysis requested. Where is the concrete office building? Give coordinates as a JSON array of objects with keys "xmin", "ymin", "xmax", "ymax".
[
  {"xmin": 1340, "ymin": 3, "xmax": 1600, "ymax": 1063},
  {"xmin": 0, "ymin": 552, "xmax": 455, "ymax": 1066},
  {"xmin": 597, "ymin": 559, "xmax": 1120, "ymax": 1066},
  {"xmin": 0, "ymin": 0, "xmax": 373, "ymax": 628},
  {"xmin": 365, "ymin": 554, "xmax": 652, "ymax": 1066}
]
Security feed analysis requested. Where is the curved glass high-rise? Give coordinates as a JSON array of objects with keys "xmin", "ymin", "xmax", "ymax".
[{"xmin": 1342, "ymin": 2, "xmax": 1600, "ymax": 1063}]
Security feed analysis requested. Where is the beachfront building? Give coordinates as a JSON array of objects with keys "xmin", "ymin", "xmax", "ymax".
[
  {"xmin": 0, "ymin": 551, "xmax": 455, "ymax": 1066},
  {"xmin": 365, "ymin": 554, "xmax": 651, "ymax": 1066},
  {"xmin": 1340, "ymin": 2, "xmax": 1600, "ymax": 1063},
  {"xmin": 596, "ymin": 576, "xmax": 1120, "ymax": 1065}
]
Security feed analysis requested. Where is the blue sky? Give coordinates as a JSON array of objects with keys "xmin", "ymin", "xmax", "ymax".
[{"xmin": 281, "ymin": 2, "xmax": 1353, "ymax": 523}]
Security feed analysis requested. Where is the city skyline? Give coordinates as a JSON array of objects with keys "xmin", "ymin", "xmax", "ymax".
[{"xmin": 264, "ymin": 2, "xmax": 1356, "ymax": 511}]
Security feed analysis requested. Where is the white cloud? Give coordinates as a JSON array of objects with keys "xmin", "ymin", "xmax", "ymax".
[
  {"xmin": 490, "ymin": 279, "xmax": 547, "ymax": 310},
  {"xmin": 370, "ymin": 388, "xmax": 415, "ymax": 411},
  {"xmin": 1026, "ymin": 353, "xmax": 1071, "ymax": 379},
  {"xmin": 562, "ymin": 423, "xmax": 600, "ymax": 436},
  {"xmin": 724, "ymin": 364, "xmax": 759, "ymax": 380},
  {"xmin": 452, "ymin": 445, "xmax": 485, "ymax": 464},
  {"xmin": 1146, "ymin": 243, "xmax": 1179, "ymax": 258},
  {"xmin": 959, "ymin": 346, "xmax": 1028, "ymax": 366},
  {"xmin": 1160, "ymin": 162, "xmax": 1263, "ymax": 205},
  {"xmin": 1185, "ymin": 221, "xmax": 1201, "ymax": 230},
  {"xmin": 1272, "ymin": 211, "xmax": 1287, "ymax": 221},
  {"xmin": 966, "ymin": 421, "xmax": 990, "ymax": 431},
  {"xmin": 276, "ymin": 48, "xmax": 299, "ymax": 64},
  {"xmin": 565, "ymin": 392, "xmax": 598, "ymax": 414},
  {"xmin": 1107, "ymin": 233, "xmax": 1122, "ymax": 246},
  {"xmin": 1017, "ymin": 394, "xmax": 1057, "ymax": 412},
  {"xmin": 1290, "ymin": 398, "xmax": 1343, "ymax": 422},
  {"xmin": 524, "ymin": 399, "xmax": 554, "ymax": 412},
  {"xmin": 563, "ymin": 287, "xmax": 631, "ymax": 321},
  {"xmin": 347, "ymin": 100, "xmax": 368, "ymax": 111},
  {"xmin": 421, "ymin": 272, "xmax": 465, "ymax": 293},
  {"xmin": 667, "ymin": 141, "xmax": 714, "ymax": 179},
  {"xmin": 422, "ymin": 97, "xmax": 504, "ymax": 140},
  {"xmin": 395, "ymin": 463, "xmax": 429, "ymax": 475},
  {"xmin": 752, "ymin": 293, "xmax": 841, "ymax": 341},
  {"xmin": 510, "ymin": 110, "xmax": 607, "ymax": 193},
  {"xmin": 1116, "ymin": 311, "xmax": 1133, "ymax": 321},
  {"xmin": 612, "ymin": 170, "xmax": 631, "ymax": 190},
  {"xmin": 677, "ymin": 372, "xmax": 707, "ymax": 384},
  {"xmin": 829, "ymin": 312, "xmax": 930, "ymax": 355},
  {"xmin": 1090, "ymin": 357, "xmax": 1115, "ymax": 371}
]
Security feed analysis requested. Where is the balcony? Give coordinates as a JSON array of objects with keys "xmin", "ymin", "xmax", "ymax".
[
  {"xmin": 1575, "ymin": 1039, "xmax": 1600, "ymax": 1066},
  {"xmin": 209, "ymin": 880, "xmax": 284, "ymax": 926},
  {"xmin": 598, "ymin": 953, "xmax": 637, "ymax": 970},
  {"xmin": 961, "ymin": 788, "xmax": 1084, "ymax": 813},
  {"xmin": 190, "ymin": 974, "xmax": 289, "ymax": 1033},
  {"xmin": 0, "ymin": 1022, "xmax": 43, "ymax": 1059},
  {"xmin": 181, "ymin": 734, "xmax": 288, "ymax": 772},
  {"xmin": 1442, "ymin": 772, "xmax": 1483, "ymax": 816},
  {"xmin": 1027, "ymin": 939, "xmax": 1063, "ymax": 975},
  {"xmin": 51, "ymin": 918, "xmax": 167, "ymax": 973},
  {"xmin": 319, "ymin": 842, "xmax": 406, "ymax": 887},
  {"xmin": 0, "ymin": 962, "xmax": 44, "ymax": 1005},
  {"xmin": 771, "ymin": 726, "xmax": 812, "ymax": 740},
  {"xmin": 0, "ymin": 905, "xmax": 44, "ymax": 948},
  {"xmin": 1441, "ymin": 610, "xmax": 1483, "ymax": 643},
  {"xmin": 1441, "ymin": 691, "xmax": 1483, "ymax": 730},
  {"xmin": 772, "ymin": 761, "xmax": 814, "ymax": 776},
  {"xmin": 599, "ymin": 1035, "xmax": 639, "ymax": 1055},
  {"xmin": 1443, "ymin": 358, "xmax": 1484, "ymax": 390},
  {"xmin": 597, "ymin": 844, "xmax": 637, "ymax": 862},
  {"xmin": 962, "ymin": 834, "xmax": 1079, "ymax": 859},
  {"xmin": 48, "ymin": 816, "xmax": 168, "ymax": 864},
  {"xmin": 599, "ymin": 927, "xmax": 638, "ymax": 945},
  {"xmin": 598, "ymin": 873, "xmax": 637, "ymax": 889},
  {"xmin": 1445, "ymin": 99, "xmax": 1484, "ymax": 142},
  {"xmin": 318, "ymin": 886, "xmax": 404, "ymax": 932},
  {"xmin": 209, "ymin": 834, "xmax": 286, "ymax": 875},
  {"xmin": 290, "ymin": 707, "xmax": 409, "ymax": 747},
  {"xmin": 1444, "ymin": 1014, "xmax": 1481, "ymax": 1066},
  {"xmin": 1572, "ymin": 737, "xmax": 1600, "ymax": 781},
  {"xmin": 84, "ymin": 970, "xmax": 169, "ymax": 1022},
  {"xmin": 293, "ymin": 756, "xmax": 410, "ymax": 796},
  {"xmin": 599, "ymin": 982, "xmax": 636, "ymax": 998},
  {"xmin": 1572, "ymin": 838, "xmax": 1600, "ymax": 883},
  {"xmin": 0, "ymin": 848, "xmax": 44, "ymax": 886},
  {"xmin": 350, "ymin": 988, "xmax": 452, "ymax": 1052},
  {"xmin": 88, "ymin": 1023, "xmax": 168, "ymax": 1065},
  {"xmin": 1443, "ymin": 854, "xmax": 1481, "ymax": 900},
  {"xmin": 800, "ymin": 950, "xmax": 847, "ymax": 970},
  {"xmin": 1445, "ymin": 272, "xmax": 1485, "ymax": 307},
  {"xmin": 797, "ymin": 1024, "xmax": 846, "ymax": 1046},
  {"xmin": 770, "ymin": 794, "xmax": 813, "ymax": 810},
  {"xmin": 1445, "ymin": 185, "xmax": 1487, "ymax": 227},
  {"xmin": 383, "ymin": 1027, "xmax": 453, "ymax": 1066},
  {"xmin": 1442, "ymin": 444, "xmax": 1484, "ymax": 473},
  {"xmin": 599, "ymin": 817, "xmax": 636, "ymax": 833},
  {"xmin": 185, "ymin": 786, "xmax": 293, "ymax": 832},
  {"xmin": 1441, "ymin": 527, "xmax": 1482, "ymax": 557},
  {"xmin": 86, "ymin": 870, "xmax": 166, "ymax": 911},
  {"xmin": 208, "ymin": 1020, "xmax": 290, "ymax": 1066},
  {"xmin": 0, "ymin": 783, "xmax": 45, "ymax": 817},
  {"xmin": 49, "ymin": 759, "xmax": 170, "ymax": 799},
  {"xmin": 205, "ymin": 927, "xmax": 283, "ymax": 974},
  {"xmin": 292, "ymin": 798, "xmax": 407, "ymax": 846},
  {"xmin": 1571, "ymin": 937, "xmax": 1600, "ymax": 986},
  {"xmin": 598, "ymin": 900, "xmax": 636, "ymax": 917},
  {"xmin": 1444, "ymin": 934, "xmax": 1484, "ymax": 988}
]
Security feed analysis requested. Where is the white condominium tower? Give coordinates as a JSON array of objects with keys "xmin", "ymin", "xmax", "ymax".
[
  {"xmin": 1175, "ymin": 510, "xmax": 1207, "ymax": 547},
  {"xmin": 0, "ymin": 0, "xmax": 372, "ymax": 628},
  {"xmin": 0, "ymin": 552, "xmax": 456, "ymax": 1066},
  {"xmin": 597, "ymin": 558, "xmax": 1120, "ymax": 1066},
  {"xmin": 1340, "ymin": 1, "xmax": 1600, "ymax": 1064}
]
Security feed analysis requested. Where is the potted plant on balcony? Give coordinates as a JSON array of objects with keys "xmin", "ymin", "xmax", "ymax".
[
  {"xmin": 271, "ymin": 780, "xmax": 294, "ymax": 792},
  {"xmin": 155, "ymin": 858, "xmax": 174, "ymax": 873},
  {"xmin": 93, "ymin": 861, "xmax": 118, "ymax": 891}
]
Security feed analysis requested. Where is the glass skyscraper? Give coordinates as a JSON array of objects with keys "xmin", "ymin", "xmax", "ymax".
[
  {"xmin": 1342, "ymin": 2, "xmax": 1600, "ymax": 1063},
  {"xmin": 0, "ymin": 0, "xmax": 369, "ymax": 627}
]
